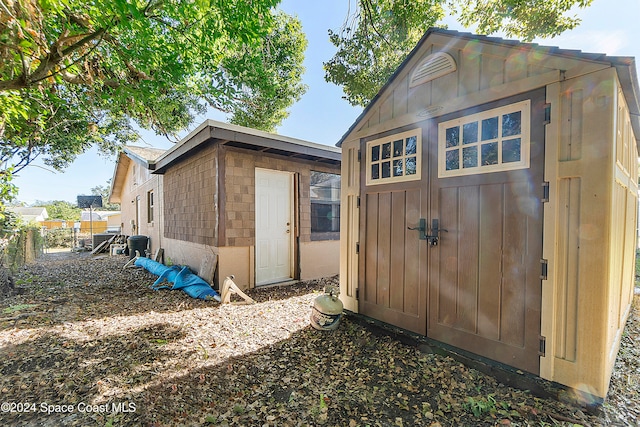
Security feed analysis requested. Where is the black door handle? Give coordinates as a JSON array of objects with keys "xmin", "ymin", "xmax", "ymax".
[{"xmin": 408, "ymin": 218, "xmax": 447, "ymax": 245}]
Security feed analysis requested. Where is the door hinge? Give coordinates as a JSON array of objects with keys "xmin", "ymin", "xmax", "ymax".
[
  {"xmin": 356, "ymin": 288, "xmax": 360, "ymax": 300},
  {"xmin": 357, "ymin": 149, "xmax": 361, "ymax": 162},
  {"xmin": 542, "ymin": 182, "xmax": 550, "ymax": 203},
  {"xmin": 544, "ymin": 103, "xmax": 551, "ymax": 124},
  {"xmin": 539, "ymin": 336, "xmax": 546, "ymax": 356},
  {"xmin": 356, "ymin": 242, "xmax": 360, "ymax": 254},
  {"xmin": 540, "ymin": 259, "xmax": 548, "ymax": 280},
  {"xmin": 357, "ymin": 196, "xmax": 361, "ymax": 208}
]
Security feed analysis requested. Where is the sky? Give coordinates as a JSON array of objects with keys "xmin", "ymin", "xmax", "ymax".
[{"xmin": 12, "ymin": 0, "xmax": 640, "ymax": 205}]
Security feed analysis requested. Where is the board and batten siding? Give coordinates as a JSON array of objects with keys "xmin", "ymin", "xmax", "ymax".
[
  {"xmin": 541, "ymin": 67, "xmax": 638, "ymax": 398},
  {"xmin": 354, "ymin": 33, "xmax": 609, "ymax": 141}
]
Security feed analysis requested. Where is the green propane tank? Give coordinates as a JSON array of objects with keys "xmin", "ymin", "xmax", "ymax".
[{"xmin": 310, "ymin": 285, "xmax": 343, "ymax": 331}]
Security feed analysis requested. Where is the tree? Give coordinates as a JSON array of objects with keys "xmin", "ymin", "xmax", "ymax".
[
  {"xmin": 324, "ymin": 0, "xmax": 594, "ymax": 107},
  {"xmin": 91, "ymin": 180, "xmax": 120, "ymax": 211},
  {"xmin": 34, "ymin": 200, "xmax": 81, "ymax": 221},
  {"xmin": 0, "ymin": 0, "xmax": 306, "ymax": 211}
]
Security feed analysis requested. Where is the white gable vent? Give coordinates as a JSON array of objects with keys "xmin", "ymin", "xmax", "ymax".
[{"xmin": 409, "ymin": 52, "xmax": 456, "ymax": 87}]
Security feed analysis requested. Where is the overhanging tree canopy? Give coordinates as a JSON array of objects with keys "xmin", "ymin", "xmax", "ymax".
[
  {"xmin": 325, "ymin": 0, "xmax": 594, "ymax": 107},
  {"xmin": 0, "ymin": 0, "xmax": 306, "ymax": 207}
]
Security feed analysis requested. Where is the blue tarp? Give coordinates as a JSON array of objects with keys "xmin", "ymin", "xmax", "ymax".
[{"xmin": 134, "ymin": 257, "xmax": 221, "ymax": 301}]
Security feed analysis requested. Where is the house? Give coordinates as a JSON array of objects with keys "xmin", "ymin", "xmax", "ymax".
[
  {"xmin": 109, "ymin": 145, "xmax": 166, "ymax": 252},
  {"xmin": 338, "ymin": 28, "xmax": 639, "ymax": 402},
  {"xmin": 110, "ymin": 120, "xmax": 341, "ymax": 289},
  {"xmin": 7, "ymin": 206, "xmax": 48, "ymax": 223}
]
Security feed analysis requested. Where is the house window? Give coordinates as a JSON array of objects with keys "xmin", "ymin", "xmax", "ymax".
[
  {"xmin": 147, "ymin": 190, "xmax": 154, "ymax": 223},
  {"xmin": 310, "ymin": 171, "xmax": 340, "ymax": 240},
  {"xmin": 438, "ymin": 100, "xmax": 530, "ymax": 177},
  {"xmin": 366, "ymin": 129, "xmax": 421, "ymax": 185}
]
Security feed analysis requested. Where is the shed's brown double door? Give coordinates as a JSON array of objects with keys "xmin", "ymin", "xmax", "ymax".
[{"xmin": 359, "ymin": 92, "xmax": 544, "ymax": 374}]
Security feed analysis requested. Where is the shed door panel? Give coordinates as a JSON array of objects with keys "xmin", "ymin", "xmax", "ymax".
[
  {"xmin": 428, "ymin": 90, "xmax": 545, "ymax": 374},
  {"xmin": 357, "ymin": 89, "xmax": 544, "ymax": 374},
  {"xmin": 360, "ymin": 188, "xmax": 427, "ymax": 334},
  {"xmin": 429, "ymin": 179, "xmax": 541, "ymax": 372}
]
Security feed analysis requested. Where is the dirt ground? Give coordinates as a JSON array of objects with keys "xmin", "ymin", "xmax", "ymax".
[{"xmin": 0, "ymin": 251, "xmax": 638, "ymax": 426}]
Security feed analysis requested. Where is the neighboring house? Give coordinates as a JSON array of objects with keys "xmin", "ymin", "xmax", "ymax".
[
  {"xmin": 7, "ymin": 207, "xmax": 48, "ymax": 223},
  {"xmin": 78, "ymin": 211, "xmax": 122, "ymax": 233},
  {"xmin": 110, "ymin": 120, "xmax": 341, "ymax": 289},
  {"xmin": 109, "ymin": 145, "xmax": 166, "ymax": 253},
  {"xmin": 338, "ymin": 28, "xmax": 639, "ymax": 402}
]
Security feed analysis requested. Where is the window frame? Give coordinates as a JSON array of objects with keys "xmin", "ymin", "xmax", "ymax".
[
  {"xmin": 438, "ymin": 100, "xmax": 531, "ymax": 178},
  {"xmin": 146, "ymin": 190, "xmax": 154, "ymax": 224},
  {"xmin": 365, "ymin": 129, "xmax": 422, "ymax": 186},
  {"xmin": 309, "ymin": 171, "xmax": 341, "ymax": 241}
]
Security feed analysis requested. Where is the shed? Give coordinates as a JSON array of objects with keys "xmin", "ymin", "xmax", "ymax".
[
  {"xmin": 112, "ymin": 120, "xmax": 342, "ymax": 289},
  {"xmin": 338, "ymin": 28, "xmax": 639, "ymax": 402}
]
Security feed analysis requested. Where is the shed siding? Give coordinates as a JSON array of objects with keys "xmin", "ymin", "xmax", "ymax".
[
  {"xmin": 222, "ymin": 147, "xmax": 340, "ymax": 248},
  {"xmin": 541, "ymin": 67, "xmax": 638, "ymax": 398},
  {"xmin": 163, "ymin": 144, "xmax": 218, "ymax": 246},
  {"xmin": 356, "ymin": 35, "xmax": 604, "ymax": 139},
  {"xmin": 339, "ymin": 140, "xmax": 360, "ymax": 312}
]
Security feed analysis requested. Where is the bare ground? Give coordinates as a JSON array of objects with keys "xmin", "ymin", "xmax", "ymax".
[{"xmin": 0, "ymin": 251, "xmax": 638, "ymax": 426}]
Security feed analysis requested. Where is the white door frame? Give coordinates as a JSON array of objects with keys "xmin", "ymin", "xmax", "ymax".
[{"xmin": 255, "ymin": 168, "xmax": 295, "ymax": 286}]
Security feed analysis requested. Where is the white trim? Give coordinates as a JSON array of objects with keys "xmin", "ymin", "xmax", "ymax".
[
  {"xmin": 365, "ymin": 129, "xmax": 422, "ymax": 186},
  {"xmin": 438, "ymin": 100, "xmax": 531, "ymax": 178}
]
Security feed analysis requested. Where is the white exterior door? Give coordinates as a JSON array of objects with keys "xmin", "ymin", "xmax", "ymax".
[{"xmin": 255, "ymin": 169, "xmax": 293, "ymax": 285}]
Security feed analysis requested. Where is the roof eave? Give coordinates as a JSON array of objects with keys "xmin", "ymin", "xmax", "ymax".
[{"xmin": 154, "ymin": 120, "xmax": 341, "ymax": 174}]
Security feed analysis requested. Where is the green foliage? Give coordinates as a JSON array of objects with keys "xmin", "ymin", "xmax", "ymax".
[
  {"xmin": 325, "ymin": 0, "xmax": 594, "ymax": 107},
  {"xmin": 91, "ymin": 179, "xmax": 120, "ymax": 211},
  {"xmin": 0, "ymin": 0, "xmax": 306, "ymax": 208},
  {"xmin": 35, "ymin": 200, "xmax": 80, "ymax": 221},
  {"xmin": 463, "ymin": 394, "xmax": 497, "ymax": 417},
  {"xmin": 43, "ymin": 227, "xmax": 72, "ymax": 248}
]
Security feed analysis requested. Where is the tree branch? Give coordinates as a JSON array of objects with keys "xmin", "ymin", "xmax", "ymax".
[{"xmin": 0, "ymin": 28, "xmax": 107, "ymax": 91}]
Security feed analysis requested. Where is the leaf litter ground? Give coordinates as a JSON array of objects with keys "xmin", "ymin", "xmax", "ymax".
[{"xmin": 0, "ymin": 251, "xmax": 638, "ymax": 426}]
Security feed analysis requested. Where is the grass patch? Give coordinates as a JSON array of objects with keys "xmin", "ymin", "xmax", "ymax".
[{"xmin": 2, "ymin": 304, "xmax": 38, "ymax": 314}]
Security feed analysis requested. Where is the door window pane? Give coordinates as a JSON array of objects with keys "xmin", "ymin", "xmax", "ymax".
[
  {"xmin": 463, "ymin": 146, "xmax": 477, "ymax": 168},
  {"xmin": 406, "ymin": 136, "xmax": 417, "ymax": 154},
  {"xmin": 446, "ymin": 127, "xmax": 459, "ymax": 148},
  {"xmin": 371, "ymin": 163, "xmax": 379, "ymax": 180},
  {"xmin": 406, "ymin": 157, "xmax": 417, "ymax": 175},
  {"xmin": 502, "ymin": 111, "xmax": 521, "ymax": 137},
  {"xmin": 371, "ymin": 145, "xmax": 380, "ymax": 162},
  {"xmin": 481, "ymin": 142, "xmax": 498, "ymax": 165},
  {"xmin": 446, "ymin": 150, "xmax": 459, "ymax": 170},
  {"xmin": 393, "ymin": 140, "xmax": 403, "ymax": 157},
  {"xmin": 463, "ymin": 122, "xmax": 478, "ymax": 144},
  {"xmin": 382, "ymin": 142, "xmax": 391, "ymax": 159},
  {"xmin": 382, "ymin": 161, "xmax": 391, "ymax": 178},
  {"xmin": 481, "ymin": 117, "xmax": 499, "ymax": 141},
  {"xmin": 393, "ymin": 159, "xmax": 403, "ymax": 176},
  {"xmin": 502, "ymin": 138, "xmax": 521, "ymax": 163}
]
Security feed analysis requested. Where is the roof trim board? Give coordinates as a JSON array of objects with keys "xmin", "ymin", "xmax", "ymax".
[{"xmin": 153, "ymin": 120, "xmax": 341, "ymax": 174}]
